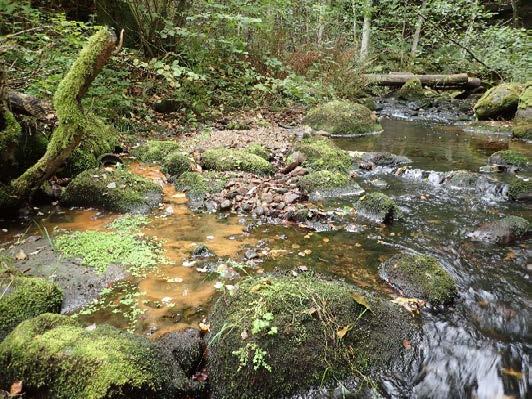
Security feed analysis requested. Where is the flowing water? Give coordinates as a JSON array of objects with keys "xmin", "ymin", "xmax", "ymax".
[{"xmin": 0, "ymin": 118, "xmax": 530, "ymax": 398}]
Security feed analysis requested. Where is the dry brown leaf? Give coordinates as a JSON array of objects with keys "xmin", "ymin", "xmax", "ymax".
[
  {"xmin": 501, "ymin": 368, "xmax": 523, "ymax": 379},
  {"xmin": 9, "ymin": 381, "xmax": 22, "ymax": 396}
]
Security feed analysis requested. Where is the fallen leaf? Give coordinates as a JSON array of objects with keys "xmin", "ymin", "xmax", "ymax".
[
  {"xmin": 240, "ymin": 330, "xmax": 248, "ymax": 340},
  {"xmin": 167, "ymin": 277, "xmax": 184, "ymax": 283},
  {"xmin": 15, "ymin": 250, "xmax": 27, "ymax": 261},
  {"xmin": 199, "ymin": 322, "xmax": 210, "ymax": 333},
  {"xmin": 504, "ymin": 250, "xmax": 516, "ymax": 261},
  {"xmin": 336, "ymin": 325, "xmax": 352, "ymax": 339},
  {"xmin": 10, "ymin": 381, "xmax": 22, "ymax": 396},
  {"xmin": 322, "ymin": 237, "xmax": 330, "ymax": 243},
  {"xmin": 391, "ymin": 296, "xmax": 426, "ymax": 315},
  {"xmin": 351, "ymin": 292, "xmax": 371, "ymax": 311}
]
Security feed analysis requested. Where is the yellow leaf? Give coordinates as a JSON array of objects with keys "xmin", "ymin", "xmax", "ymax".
[
  {"xmin": 336, "ymin": 325, "xmax": 352, "ymax": 339},
  {"xmin": 351, "ymin": 292, "xmax": 371, "ymax": 311}
]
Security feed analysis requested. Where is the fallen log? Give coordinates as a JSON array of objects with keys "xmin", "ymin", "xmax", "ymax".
[
  {"xmin": 7, "ymin": 90, "xmax": 51, "ymax": 121},
  {"xmin": 363, "ymin": 73, "xmax": 481, "ymax": 89}
]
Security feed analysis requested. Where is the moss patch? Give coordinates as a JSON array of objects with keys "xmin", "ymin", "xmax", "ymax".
[
  {"xmin": 304, "ymin": 100, "xmax": 381, "ymax": 135},
  {"xmin": 61, "ymin": 167, "xmax": 163, "ymax": 213},
  {"xmin": 175, "ymin": 171, "xmax": 228, "ymax": 195},
  {"xmin": 245, "ymin": 143, "xmax": 270, "ymax": 160},
  {"xmin": 0, "ymin": 263, "xmax": 63, "ymax": 340},
  {"xmin": 507, "ymin": 178, "xmax": 532, "ymax": 201},
  {"xmin": 512, "ymin": 83, "xmax": 532, "ymax": 140},
  {"xmin": 380, "ymin": 253, "xmax": 457, "ymax": 305},
  {"xmin": 0, "ymin": 314, "xmax": 186, "ymax": 399},
  {"xmin": 294, "ymin": 137, "xmax": 352, "ymax": 173},
  {"xmin": 161, "ymin": 150, "xmax": 192, "ymax": 177},
  {"xmin": 474, "ymin": 83, "xmax": 522, "ymax": 120},
  {"xmin": 356, "ymin": 192, "xmax": 399, "ymax": 224},
  {"xmin": 488, "ymin": 150, "xmax": 529, "ymax": 168},
  {"xmin": 54, "ymin": 230, "xmax": 164, "ymax": 276},
  {"xmin": 298, "ymin": 170, "xmax": 350, "ymax": 192},
  {"xmin": 396, "ymin": 78, "xmax": 425, "ymax": 101},
  {"xmin": 201, "ymin": 148, "xmax": 273, "ymax": 175},
  {"xmin": 107, "ymin": 214, "xmax": 149, "ymax": 233},
  {"xmin": 132, "ymin": 140, "xmax": 182, "ymax": 163},
  {"xmin": 208, "ymin": 274, "xmax": 418, "ymax": 399}
]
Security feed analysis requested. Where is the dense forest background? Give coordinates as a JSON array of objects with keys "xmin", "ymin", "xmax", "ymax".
[{"xmin": 1, "ymin": 0, "xmax": 530, "ymax": 133}]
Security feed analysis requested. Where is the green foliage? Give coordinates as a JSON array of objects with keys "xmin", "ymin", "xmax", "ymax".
[
  {"xmin": 201, "ymin": 147, "xmax": 274, "ymax": 175},
  {"xmin": 508, "ymin": 178, "xmax": 532, "ymax": 201},
  {"xmin": 161, "ymin": 151, "xmax": 193, "ymax": 177},
  {"xmin": 108, "ymin": 214, "xmax": 150, "ymax": 233}
]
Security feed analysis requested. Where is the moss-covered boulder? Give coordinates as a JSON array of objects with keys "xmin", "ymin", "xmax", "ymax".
[
  {"xmin": 208, "ymin": 274, "xmax": 419, "ymax": 399},
  {"xmin": 474, "ymin": 83, "xmax": 522, "ymax": 120},
  {"xmin": 512, "ymin": 83, "xmax": 532, "ymax": 140},
  {"xmin": 201, "ymin": 147, "xmax": 273, "ymax": 175},
  {"xmin": 470, "ymin": 215, "xmax": 529, "ymax": 244},
  {"xmin": 294, "ymin": 137, "xmax": 352, "ymax": 173},
  {"xmin": 297, "ymin": 170, "xmax": 350, "ymax": 192},
  {"xmin": 0, "ymin": 259, "xmax": 63, "ymax": 341},
  {"xmin": 488, "ymin": 150, "xmax": 529, "ymax": 169},
  {"xmin": 507, "ymin": 177, "xmax": 532, "ymax": 201},
  {"xmin": 245, "ymin": 143, "xmax": 270, "ymax": 160},
  {"xmin": 379, "ymin": 253, "xmax": 457, "ymax": 305},
  {"xmin": 175, "ymin": 171, "xmax": 228, "ymax": 196},
  {"xmin": 304, "ymin": 100, "xmax": 381, "ymax": 135},
  {"xmin": 132, "ymin": 140, "xmax": 182, "ymax": 163},
  {"xmin": 356, "ymin": 192, "xmax": 399, "ymax": 224},
  {"xmin": 0, "ymin": 314, "xmax": 188, "ymax": 398},
  {"xmin": 161, "ymin": 150, "xmax": 192, "ymax": 177},
  {"xmin": 396, "ymin": 78, "xmax": 425, "ymax": 101},
  {"xmin": 61, "ymin": 167, "xmax": 163, "ymax": 213}
]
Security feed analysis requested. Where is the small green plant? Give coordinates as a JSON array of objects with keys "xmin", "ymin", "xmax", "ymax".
[{"xmin": 233, "ymin": 343, "xmax": 272, "ymax": 372}]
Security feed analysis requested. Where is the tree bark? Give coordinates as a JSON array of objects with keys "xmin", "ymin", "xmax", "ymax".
[
  {"xmin": 411, "ymin": 0, "xmax": 429, "ymax": 58},
  {"xmin": 359, "ymin": 0, "xmax": 373, "ymax": 62},
  {"xmin": 11, "ymin": 28, "xmax": 118, "ymax": 199},
  {"xmin": 7, "ymin": 90, "xmax": 51, "ymax": 121}
]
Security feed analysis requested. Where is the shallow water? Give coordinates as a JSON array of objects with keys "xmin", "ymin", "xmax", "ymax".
[{"xmin": 0, "ymin": 120, "xmax": 530, "ymax": 398}]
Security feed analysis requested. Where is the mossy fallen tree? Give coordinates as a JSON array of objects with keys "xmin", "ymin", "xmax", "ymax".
[{"xmin": 9, "ymin": 28, "xmax": 120, "ymax": 201}]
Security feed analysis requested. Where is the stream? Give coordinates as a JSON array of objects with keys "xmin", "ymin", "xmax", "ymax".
[{"xmin": 0, "ymin": 118, "xmax": 530, "ymax": 398}]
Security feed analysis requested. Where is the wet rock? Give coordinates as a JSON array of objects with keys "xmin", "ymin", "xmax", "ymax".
[
  {"xmin": 0, "ymin": 314, "xmax": 189, "ymax": 398},
  {"xmin": 304, "ymin": 100, "xmax": 381, "ymax": 135},
  {"xmin": 297, "ymin": 170, "xmax": 350, "ymax": 193},
  {"xmin": 283, "ymin": 192, "xmax": 300, "ymax": 204},
  {"xmin": 0, "ymin": 257, "xmax": 63, "ymax": 341},
  {"xmin": 474, "ymin": 83, "xmax": 522, "ymax": 120},
  {"xmin": 356, "ymin": 192, "xmax": 399, "ymax": 224},
  {"xmin": 244, "ymin": 249, "xmax": 258, "ymax": 260},
  {"xmin": 444, "ymin": 170, "xmax": 479, "ymax": 188},
  {"xmin": 469, "ymin": 215, "xmax": 529, "ymax": 244},
  {"xmin": 61, "ymin": 167, "xmax": 163, "ymax": 214},
  {"xmin": 512, "ymin": 84, "xmax": 531, "ymax": 140},
  {"xmin": 208, "ymin": 274, "xmax": 419, "ymax": 399},
  {"xmin": 220, "ymin": 199, "xmax": 232, "ymax": 210},
  {"xmin": 192, "ymin": 244, "xmax": 215, "ymax": 258},
  {"xmin": 369, "ymin": 178, "xmax": 389, "ymax": 189},
  {"xmin": 349, "ymin": 151, "xmax": 411, "ymax": 168},
  {"xmin": 507, "ymin": 177, "xmax": 532, "ymax": 201},
  {"xmin": 156, "ymin": 328, "xmax": 204, "ymax": 376},
  {"xmin": 487, "ymin": 150, "xmax": 528, "ymax": 169},
  {"xmin": 379, "ymin": 253, "xmax": 457, "ymax": 305}
]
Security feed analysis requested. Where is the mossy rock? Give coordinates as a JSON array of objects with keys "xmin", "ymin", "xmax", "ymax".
[
  {"xmin": 488, "ymin": 150, "xmax": 529, "ymax": 168},
  {"xmin": 201, "ymin": 148, "xmax": 274, "ymax": 175},
  {"xmin": 208, "ymin": 274, "xmax": 419, "ymax": 399},
  {"xmin": 0, "ymin": 262, "xmax": 63, "ymax": 341},
  {"xmin": 297, "ymin": 170, "xmax": 350, "ymax": 192},
  {"xmin": 470, "ymin": 215, "xmax": 529, "ymax": 244},
  {"xmin": 512, "ymin": 118, "xmax": 531, "ymax": 140},
  {"xmin": 356, "ymin": 192, "xmax": 399, "ymax": 224},
  {"xmin": 512, "ymin": 83, "xmax": 532, "ymax": 140},
  {"xmin": 61, "ymin": 167, "xmax": 163, "ymax": 213},
  {"xmin": 161, "ymin": 150, "xmax": 193, "ymax": 177},
  {"xmin": 0, "ymin": 183, "xmax": 19, "ymax": 214},
  {"xmin": 380, "ymin": 253, "xmax": 457, "ymax": 305},
  {"xmin": 444, "ymin": 170, "xmax": 479, "ymax": 188},
  {"xmin": 175, "ymin": 171, "xmax": 228, "ymax": 196},
  {"xmin": 245, "ymin": 143, "xmax": 270, "ymax": 160},
  {"xmin": 474, "ymin": 83, "xmax": 522, "ymax": 120},
  {"xmin": 304, "ymin": 100, "xmax": 381, "ymax": 135},
  {"xmin": 63, "ymin": 148, "xmax": 100, "ymax": 177},
  {"xmin": 294, "ymin": 137, "xmax": 352, "ymax": 173},
  {"xmin": 507, "ymin": 178, "xmax": 532, "ymax": 201},
  {"xmin": 396, "ymin": 78, "xmax": 425, "ymax": 101},
  {"xmin": 0, "ymin": 314, "xmax": 187, "ymax": 398},
  {"xmin": 132, "ymin": 140, "xmax": 182, "ymax": 163}
]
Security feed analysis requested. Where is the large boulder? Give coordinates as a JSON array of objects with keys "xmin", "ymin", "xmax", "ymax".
[
  {"xmin": 207, "ymin": 274, "xmax": 419, "ymax": 399},
  {"xmin": 0, "ymin": 258, "xmax": 63, "ymax": 340},
  {"xmin": 0, "ymin": 314, "xmax": 189, "ymax": 399},
  {"xmin": 474, "ymin": 83, "xmax": 522, "ymax": 120},
  {"xmin": 201, "ymin": 147, "xmax": 273, "ymax": 175},
  {"xmin": 355, "ymin": 192, "xmax": 399, "ymax": 224},
  {"xmin": 507, "ymin": 177, "xmax": 532, "ymax": 201},
  {"xmin": 469, "ymin": 215, "xmax": 529, "ymax": 244},
  {"xmin": 379, "ymin": 253, "xmax": 457, "ymax": 305},
  {"xmin": 396, "ymin": 78, "xmax": 426, "ymax": 102},
  {"xmin": 293, "ymin": 137, "xmax": 352, "ymax": 173},
  {"xmin": 487, "ymin": 150, "xmax": 529, "ymax": 169},
  {"xmin": 61, "ymin": 167, "xmax": 163, "ymax": 213},
  {"xmin": 304, "ymin": 100, "xmax": 381, "ymax": 135},
  {"xmin": 512, "ymin": 83, "xmax": 532, "ymax": 140}
]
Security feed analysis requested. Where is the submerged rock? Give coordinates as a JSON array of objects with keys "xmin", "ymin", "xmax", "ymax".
[
  {"xmin": 507, "ymin": 177, "xmax": 532, "ymax": 201},
  {"xmin": 474, "ymin": 83, "xmax": 522, "ymax": 120},
  {"xmin": 356, "ymin": 192, "xmax": 399, "ymax": 223},
  {"xmin": 61, "ymin": 167, "xmax": 163, "ymax": 213},
  {"xmin": 207, "ymin": 274, "xmax": 419, "ymax": 399},
  {"xmin": 0, "ymin": 314, "xmax": 190, "ymax": 398},
  {"xmin": 201, "ymin": 147, "xmax": 273, "ymax": 175},
  {"xmin": 0, "ymin": 257, "xmax": 63, "ymax": 340},
  {"xmin": 487, "ymin": 150, "xmax": 529, "ymax": 169},
  {"xmin": 379, "ymin": 253, "xmax": 457, "ymax": 305},
  {"xmin": 470, "ymin": 215, "xmax": 529, "ymax": 244},
  {"xmin": 304, "ymin": 100, "xmax": 381, "ymax": 135}
]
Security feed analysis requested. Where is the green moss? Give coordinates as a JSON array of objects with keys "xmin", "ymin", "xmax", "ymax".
[
  {"xmin": 60, "ymin": 167, "xmax": 163, "ymax": 213},
  {"xmin": 245, "ymin": 143, "xmax": 270, "ymax": 160},
  {"xmin": 132, "ymin": 140, "xmax": 182, "ymax": 163},
  {"xmin": 0, "ymin": 267, "xmax": 63, "ymax": 340},
  {"xmin": 396, "ymin": 78, "xmax": 425, "ymax": 101},
  {"xmin": 0, "ymin": 314, "xmax": 186, "ymax": 398},
  {"xmin": 512, "ymin": 83, "xmax": 532, "ymax": 140},
  {"xmin": 161, "ymin": 150, "xmax": 192, "ymax": 177},
  {"xmin": 488, "ymin": 150, "xmax": 529, "ymax": 167},
  {"xmin": 63, "ymin": 148, "xmax": 99, "ymax": 177},
  {"xmin": 474, "ymin": 83, "xmax": 522, "ymax": 120},
  {"xmin": 517, "ymin": 82, "xmax": 531, "ymax": 110},
  {"xmin": 294, "ymin": 137, "xmax": 352, "ymax": 173},
  {"xmin": 201, "ymin": 148, "xmax": 274, "ymax": 175},
  {"xmin": 108, "ymin": 214, "xmax": 149, "ymax": 233},
  {"xmin": 380, "ymin": 254, "xmax": 457, "ymax": 305},
  {"xmin": 208, "ymin": 274, "xmax": 418, "ymax": 399},
  {"xmin": 0, "ymin": 110, "xmax": 22, "ymax": 156},
  {"xmin": 297, "ymin": 170, "xmax": 350, "ymax": 192},
  {"xmin": 304, "ymin": 100, "xmax": 381, "ymax": 135},
  {"xmin": 512, "ymin": 120, "xmax": 531, "ymax": 140},
  {"xmin": 356, "ymin": 192, "xmax": 399, "ymax": 224},
  {"xmin": 507, "ymin": 178, "xmax": 532, "ymax": 201},
  {"xmin": 175, "ymin": 171, "xmax": 228, "ymax": 195},
  {"xmin": 54, "ymin": 230, "xmax": 164, "ymax": 276},
  {"xmin": 500, "ymin": 215, "xmax": 529, "ymax": 237}
]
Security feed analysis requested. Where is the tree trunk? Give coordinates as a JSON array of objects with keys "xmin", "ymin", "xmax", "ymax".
[
  {"xmin": 359, "ymin": 0, "xmax": 372, "ymax": 62},
  {"xmin": 11, "ymin": 28, "xmax": 118, "ymax": 199},
  {"xmin": 411, "ymin": 0, "xmax": 429, "ymax": 58}
]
